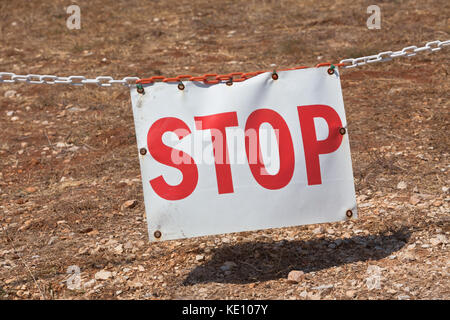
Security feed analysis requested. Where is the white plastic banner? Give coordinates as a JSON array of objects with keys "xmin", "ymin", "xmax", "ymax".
[{"xmin": 130, "ymin": 67, "xmax": 357, "ymax": 241}]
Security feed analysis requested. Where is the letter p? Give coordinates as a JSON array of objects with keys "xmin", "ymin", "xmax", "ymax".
[{"xmin": 298, "ymin": 105, "xmax": 344, "ymax": 185}]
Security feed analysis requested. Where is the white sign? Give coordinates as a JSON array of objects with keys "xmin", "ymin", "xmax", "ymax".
[{"xmin": 130, "ymin": 67, "xmax": 357, "ymax": 241}]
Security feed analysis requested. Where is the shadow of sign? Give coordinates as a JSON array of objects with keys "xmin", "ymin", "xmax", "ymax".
[{"xmin": 183, "ymin": 226, "xmax": 410, "ymax": 285}]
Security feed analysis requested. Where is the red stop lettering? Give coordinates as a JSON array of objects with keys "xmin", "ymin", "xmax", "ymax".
[
  {"xmin": 147, "ymin": 117, "xmax": 198, "ymax": 200},
  {"xmin": 297, "ymin": 105, "xmax": 343, "ymax": 185},
  {"xmin": 194, "ymin": 112, "xmax": 239, "ymax": 194},
  {"xmin": 245, "ymin": 109, "xmax": 295, "ymax": 190}
]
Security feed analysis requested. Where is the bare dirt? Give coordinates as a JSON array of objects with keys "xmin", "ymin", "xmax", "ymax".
[{"xmin": 0, "ymin": 0, "xmax": 449, "ymax": 300}]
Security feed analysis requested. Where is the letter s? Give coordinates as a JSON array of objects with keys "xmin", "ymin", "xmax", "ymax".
[{"xmin": 147, "ymin": 117, "xmax": 198, "ymax": 200}]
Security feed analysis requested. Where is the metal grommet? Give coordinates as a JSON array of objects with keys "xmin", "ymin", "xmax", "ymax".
[
  {"xmin": 346, "ymin": 210, "xmax": 353, "ymax": 218},
  {"xmin": 177, "ymin": 82, "xmax": 185, "ymax": 90},
  {"xmin": 339, "ymin": 127, "xmax": 346, "ymax": 135},
  {"xmin": 154, "ymin": 230, "xmax": 162, "ymax": 239},
  {"xmin": 136, "ymin": 84, "xmax": 145, "ymax": 94},
  {"xmin": 327, "ymin": 64, "xmax": 335, "ymax": 75},
  {"xmin": 271, "ymin": 71, "xmax": 278, "ymax": 80},
  {"xmin": 226, "ymin": 79, "xmax": 233, "ymax": 86},
  {"xmin": 139, "ymin": 148, "xmax": 147, "ymax": 155}
]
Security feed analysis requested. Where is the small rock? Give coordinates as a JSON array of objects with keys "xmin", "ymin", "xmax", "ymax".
[
  {"xmin": 95, "ymin": 270, "xmax": 113, "ymax": 280},
  {"xmin": 83, "ymin": 279, "xmax": 96, "ymax": 289},
  {"xmin": 18, "ymin": 220, "xmax": 32, "ymax": 231},
  {"xmin": 138, "ymin": 265, "xmax": 145, "ymax": 272},
  {"xmin": 79, "ymin": 227, "xmax": 93, "ymax": 234},
  {"xmin": 345, "ymin": 290, "xmax": 356, "ymax": 298},
  {"xmin": 129, "ymin": 280, "xmax": 143, "ymax": 289},
  {"xmin": 432, "ymin": 200, "xmax": 442, "ymax": 207},
  {"xmin": 387, "ymin": 289, "xmax": 397, "ymax": 294},
  {"xmin": 124, "ymin": 241, "xmax": 133, "ymax": 250},
  {"xmin": 105, "ymin": 239, "xmax": 118, "ymax": 246},
  {"xmin": 25, "ymin": 187, "xmax": 37, "ymax": 193},
  {"xmin": 401, "ymin": 251, "xmax": 416, "ymax": 262},
  {"xmin": 195, "ymin": 255, "xmax": 205, "ymax": 262},
  {"xmin": 397, "ymin": 295, "xmax": 410, "ymax": 300},
  {"xmin": 68, "ymin": 146, "xmax": 80, "ymax": 152},
  {"xmin": 307, "ymin": 292, "xmax": 322, "ymax": 300},
  {"xmin": 4, "ymin": 90, "xmax": 17, "ymax": 98},
  {"xmin": 299, "ymin": 290, "xmax": 308, "ymax": 298},
  {"xmin": 48, "ymin": 236, "xmax": 58, "ymax": 245},
  {"xmin": 430, "ymin": 236, "xmax": 445, "ymax": 246},
  {"xmin": 93, "ymin": 284, "xmax": 104, "ymax": 290},
  {"xmin": 67, "ymin": 106, "xmax": 83, "ymax": 112},
  {"xmin": 78, "ymin": 247, "xmax": 89, "ymax": 255},
  {"xmin": 409, "ymin": 195, "xmax": 421, "ymax": 205},
  {"xmin": 357, "ymin": 194, "xmax": 368, "ymax": 202},
  {"xmin": 114, "ymin": 244, "xmax": 123, "ymax": 254},
  {"xmin": 287, "ymin": 270, "xmax": 304, "ymax": 283},
  {"xmin": 442, "ymin": 186, "xmax": 449, "ymax": 193},
  {"xmin": 397, "ymin": 181, "xmax": 407, "ymax": 190},
  {"xmin": 122, "ymin": 199, "xmax": 138, "ymax": 210},
  {"xmin": 220, "ymin": 261, "xmax": 237, "ymax": 272},
  {"xmin": 221, "ymin": 237, "xmax": 231, "ymax": 243},
  {"xmin": 312, "ymin": 284, "xmax": 334, "ymax": 290},
  {"xmin": 87, "ymin": 229, "xmax": 99, "ymax": 235},
  {"xmin": 436, "ymin": 234, "xmax": 447, "ymax": 244}
]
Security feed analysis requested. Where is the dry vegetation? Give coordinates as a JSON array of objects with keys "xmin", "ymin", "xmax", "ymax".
[{"xmin": 0, "ymin": 0, "xmax": 449, "ymax": 299}]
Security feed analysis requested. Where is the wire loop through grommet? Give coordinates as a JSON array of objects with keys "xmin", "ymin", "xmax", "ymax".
[
  {"xmin": 136, "ymin": 84, "xmax": 145, "ymax": 94},
  {"xmin": 327, "ymin": 64, "xmax": 335, "ymax": 75},
  {"xmin": 271, "ymin": 71, "xmax": 278, "ymax": 80}
]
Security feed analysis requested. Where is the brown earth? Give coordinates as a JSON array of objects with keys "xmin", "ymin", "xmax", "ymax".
[{"xmin": 0, "ymin": 0, "xmax": 449, "ymax": 300}]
